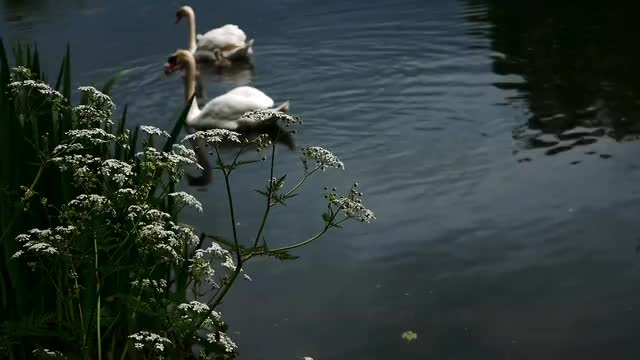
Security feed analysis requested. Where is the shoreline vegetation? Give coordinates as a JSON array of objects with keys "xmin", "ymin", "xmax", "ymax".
[{"xmin": 0, "ymin": 39, "xmax": 374, "ymax": 359}]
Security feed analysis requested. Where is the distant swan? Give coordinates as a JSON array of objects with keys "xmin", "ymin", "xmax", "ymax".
[
  {"xmin": 176, "ymin": 6, "xmax": 253, "ymax": 62},
  {"xmin": 164, "ymin": 50, "xmax": 290, "ymax": 133}
]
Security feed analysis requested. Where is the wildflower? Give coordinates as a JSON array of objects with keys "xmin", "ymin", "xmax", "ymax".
[
  {"xmin": 66, "ymin": 194, "xmax": 112, "ymax": 214},
  {"xmin": 66, "ymin": 128, "xmax": 116, "ymax": 145},
  {"xmin": 177, "ymin": 301, "xmax": 210, "ymax": 314},
  {"xmin": 221, "ymin": 255, "xmax": 236, "ymax": 270},
  {"xmin": 206, "ymin": 332, "xmax": 237, "ymax": 353},
  {"xmin": 52, "ymin": 143, "xmax": 85, "ymax": 155},
  {"xmin": 188, "ymin": 250, "xmax": 215, "ymax": 282},
  {"xmin": 78, "ymin": 86, "xmax": 115, "ymax": 113},
  {"xmin": 128, "ymin": 331, "xmax": 171, "ymax": 352},
  {"xmin": 239, "ymin": 109, "xmax": 300, "ymax": 126},
  {"xmin": 140, "ymin": 125, "xmax": 170, "ymax": 137},
  {"xmin": 9, "ymin": 79, "xmax": 64, "ymax": 100},
  {"xmin": 99, "ymin": 159, "xmax": 134, "ymax": 186},
  {"xmin": 302, "ymin": 147, "xmax": 344, "ymax": 170},
  {"xmin": 73, "ymin": 104, "xmax": 113, "ymax": 126},
  {"xmin": 326, "ymin": 184, "xmax": 375, "ymax": 223},
  {"xmin": 32, "ymin": 348, "xmax": 67, "ymax": 359},
  {"xmin": 182, "ymin": 129, "xmax": 241, "ymax": 145},
  {"xmin": 168, "ymin": 191, "xmax": 203, "ymax": 212}
]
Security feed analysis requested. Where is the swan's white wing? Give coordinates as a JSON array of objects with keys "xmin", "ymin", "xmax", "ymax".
[
  {"xmin": 192, "ymin": 87, "xmax": 274, "ymax": 130},
  {"xmin": 196, "ymin": 24, "xmax": 247, "ymax": 51}
]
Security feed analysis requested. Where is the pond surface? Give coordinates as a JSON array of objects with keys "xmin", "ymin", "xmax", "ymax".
[{"xmin": 3, "ymin": 0, "xmax": 640, "ymax": 358}]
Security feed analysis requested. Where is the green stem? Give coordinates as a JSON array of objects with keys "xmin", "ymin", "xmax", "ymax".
[
  {"xmin": 95, "ymin": 233, "xmax": 102, "ymax": 360},
  {"xmin": 252, "ymin": 143, "xmax": 276, "ymax": 248},
  {"xmin": 283, "ymin": 166, "xmax": 321, "ymax": 198},
  {"xmin": 246, "ymin": 213, "xmax": 344, "ymax": 260},
  {"xmin": 209, "ymin": 147, "xmax": 243, "ymax": 309}
]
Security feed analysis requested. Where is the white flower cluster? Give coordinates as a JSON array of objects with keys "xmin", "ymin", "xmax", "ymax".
[
  {"xmin": 66, "ymin": 194, "xmax": 114, "ymax": 217},
  {"xmin": 9, "ymin": 79, "xmax": 64, "ymax": 101},
  {"xmin": 131, "ymin": 278, "xmax": 167, "ymax": 293},
  {"xmin": 182, "ymin": 129, "xmax": 241, "ymax": 145},
  {"xmin": 66, "ymin": 128, "xmax": 116, "ymax": 145},
  {"xmin": 188, "ymin": 243, "xmax": 230, "ymax": 283},
  {"xmin": 327, "ymin": 184, "xmax": 376, "ymax": 223},
  {"xmin": 136, "ymin": 146, "xmax": 201, "ymax": 179},
  {"xmin": 140, "ymin": 125, "xmax": 170, "ymax": 137},
  {"xmin": 168, "ymin": 191, "xmax": 203, "ymax": 212},
  {"xmin": 126, "ymin": 205, "xmax": 200, "ymax": 264},
  {"xmin": 78, "ymin": 86, "xmax": 115, "ymax": 114},
  {"xmin": 239, "ymin": 109, "xmax": 300, "ymax": 126},
  {"xmin": 128, "ymin": 331, "xmax": 171, "ymax": 352},
  {"xmin": 302, "ymin": 147, "xmax": 345, "ymax": 171},
  {"xmin": 32, "ymin": 348, "xmax": 67, "ymax": 359},
  {"xmin": 99, "ymin": 159, "xmax": 134, "ymax": 186},
  {"xmin": 52, "ymin": 143, "xmax": 85, "ymax": 155},
  {"xmin": 73, "ymin": 104, "xmax": 113, "ymax": 127},
  {"xmin": 177, "ymin": 300, "xmax": 211, "ymax": 314},
  {"xmin": 188, "ymin": 250, "xmax": 216, "ymax": 283},
  {"xmin": 206, "ymin": 332, "xmax": 237, "ymax": 354},
  {"xmin": 12, "ymin": 226, "xmax": 76, "ymax": 259}
]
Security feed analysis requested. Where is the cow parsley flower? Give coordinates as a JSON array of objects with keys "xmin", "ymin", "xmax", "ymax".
[
  {"xmin": 99, "ymin": 159, "xmax": 134, "ymax": 186},
  {"xmin": 128, "ymin": 331, "xmax": 171, "ymax": 353},
  {"xmin": 239, "ymin": 109, "xmax": 300, "ymax": 126},
  {"xmin": 9, "ymin": 79, "xmax": 64, "ymax": 100},
  {"xmin": 140, "ymin": 125, "xmax": 170, "ymax": 137},
  {"xmin": 302, "ymin": 147, "xmax": 344, "ymax": 170},
  {"xmin": 206, "ymin": 332, "xmax": 237, "ymax": 353},
  {"xmin": 326, "ymin": 184, "xmax": 375, "ymax": 223},
  {"xmin": 78, "ymin": 86, "xmax": 115, "ymax": 113},
  {"xmin": 74, "ymin": 104, "xmax": 113, "ymax": 126},
  {"xmin": 168, "ymin": 191, "xmax": 203, "ymax": 212},
  {"xmin": 188, "ymin": 250, "xmax": 215, "ymax": 282},
  {"xmin": 182, "ymin": 129, "xmax": 241, "ymax": 145},
  {"xmin": 177, "ymin": 301, "xmax": 210, "ymax": 314},
  {"xmin": 66, "ymin": 128, "xmax": 116, "ymax": 145},
  {"xmin": 32, "ymin": 348, "xmax": 67, "ymax": 359}
]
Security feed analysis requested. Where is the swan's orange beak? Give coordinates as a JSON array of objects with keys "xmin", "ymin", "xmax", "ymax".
[{"xmin": 164, "ymin": 63, "xmax": 177, "ymax": 75}]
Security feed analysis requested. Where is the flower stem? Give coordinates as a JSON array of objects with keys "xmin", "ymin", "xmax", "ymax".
[{"xmin": 253, "ymin": 143, "xmax": 277, "ymax": 248}]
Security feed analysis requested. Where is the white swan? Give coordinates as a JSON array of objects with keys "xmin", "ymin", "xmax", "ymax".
[
  {"xmin": 164, "ymin": 50, "xmax": 289, "ymax": 131},
  {"xmin": 176, "ymin": 6, "xmax": 253, "ymax": 61}
]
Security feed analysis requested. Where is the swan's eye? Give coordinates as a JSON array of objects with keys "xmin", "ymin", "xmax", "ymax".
[{"xmin": 167, "ymin": 55, "xmax": 177, "ymax": 64}]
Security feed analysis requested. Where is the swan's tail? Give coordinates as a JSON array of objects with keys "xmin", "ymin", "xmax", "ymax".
[
  {"xmin": 273, "ymin": 101, "xmax": 290, "ymax": 113},
  {"xmin": 225, "ymin": 39, "xmax": 254, "ymax": 60}
]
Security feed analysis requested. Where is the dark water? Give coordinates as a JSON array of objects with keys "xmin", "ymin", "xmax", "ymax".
[{"xmin": 3, "ymin": 0, "xmax": 640, "ymax": 358}]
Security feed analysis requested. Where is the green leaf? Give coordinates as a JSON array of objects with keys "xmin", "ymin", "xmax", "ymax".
[{"xmin": 162, "ymin": 94, "xmax": 192, "ymax": 153}]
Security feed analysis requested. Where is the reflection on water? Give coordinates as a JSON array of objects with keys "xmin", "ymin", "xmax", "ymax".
[
  {"xmin": 4, "ymin": 0, "xmax": 640, "ymax": 359},
  {"xmin": 466, "ymin": 0, "xmax": 640, "ymax": 159}
]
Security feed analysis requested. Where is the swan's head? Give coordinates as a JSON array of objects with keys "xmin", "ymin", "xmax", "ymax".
[
  {"xmin": 164, "ymin": 50, "xmax": 194, "ymax": 74},
  {"xmin": 175, "ymin": 6, "xmax": 194, "ymax": 24}
]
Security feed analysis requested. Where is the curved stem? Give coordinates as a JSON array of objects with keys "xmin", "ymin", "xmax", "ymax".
[
  {"xmin": 252, "ymin": 143, "xmax": 276, "ymax": 248},
  {"xmin": 283, "ymin": 166, "xmax": 320, "ymax": 198}
]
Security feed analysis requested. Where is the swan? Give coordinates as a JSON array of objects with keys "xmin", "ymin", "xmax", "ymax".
[
  {"xmin": 164, "ymin": 49, "xmax": 291, "ymax": 134},
  {"xmin": 176, "ymin": 6, "xmax": 253, "ymax": 62}
]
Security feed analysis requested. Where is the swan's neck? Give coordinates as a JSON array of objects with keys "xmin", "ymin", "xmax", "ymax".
[
  {"xmin": 187, "ymin": 10, "xmax": 197, "ymax": 52},
  {"xmin": 183, "ymin": 56, "xmax": 197, "ymax": 105}
]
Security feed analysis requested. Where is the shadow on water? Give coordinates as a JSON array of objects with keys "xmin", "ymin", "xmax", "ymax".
[{"xmin": 464, "ymin": 0, "xmax": 640, "ymax": 159}]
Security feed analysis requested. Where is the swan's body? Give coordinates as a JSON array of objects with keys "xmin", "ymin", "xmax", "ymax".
[
  {"xmin": 189, "ymin": 86, "xmax": 275, "ymax": 130},
  {"xmin": 165, "ymin": 50, "xmax": 289, "ymax": 132},
  {"xmin": 177, "ymin": 6, "xmax": 253, "ymax": 61}
]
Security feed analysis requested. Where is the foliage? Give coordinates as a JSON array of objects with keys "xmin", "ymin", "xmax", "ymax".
[{"xmin": 0, "ymin": 39, "xmax": 374, "ymax": 359}]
